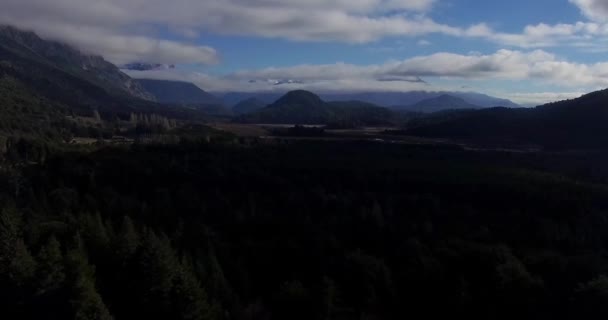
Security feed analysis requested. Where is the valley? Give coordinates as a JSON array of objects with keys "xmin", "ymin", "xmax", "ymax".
[{"xmin": 2, "ymin": 24, "xmax": 608, "ymax": 320}]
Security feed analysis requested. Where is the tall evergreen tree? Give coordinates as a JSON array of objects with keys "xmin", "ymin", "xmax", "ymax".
[
  {"xmin": 36, "ymin": 236, "xmax": 65, "ymax": 294},
  {"xmin": 66, "ymin": 238, "xmax": 113, "ymax": 320}
]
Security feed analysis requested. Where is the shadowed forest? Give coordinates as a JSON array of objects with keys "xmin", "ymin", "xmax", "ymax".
[{"xmin": 3, "ymin": 138, "xmax": 608, "ymax": 320}]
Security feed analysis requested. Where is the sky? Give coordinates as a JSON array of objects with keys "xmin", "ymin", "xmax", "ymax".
[{"xmin": 3, "ymin": 0, "xmax": 608, "ymax": 105}]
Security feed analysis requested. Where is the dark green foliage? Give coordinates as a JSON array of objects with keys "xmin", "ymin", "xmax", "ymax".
[
  {"xmin": 36, "ymin": 236, "xmax": 66, "ymax": 294},
  {"xmin": 3, "ymin": 136, "xmax": 608, "ymax": 319},
  {"xmin": 66, "ymin": 242, "xmax": 113, "ymax": 320},
  {"xmin": 114, "ymin": 216, "xmax": 139, "ymax": 262}
]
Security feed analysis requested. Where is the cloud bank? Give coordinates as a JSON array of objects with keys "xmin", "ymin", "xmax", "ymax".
[
  {"xmin": 125, "ymin": 48, "xmax": 607, "ymax": 105},
  {"xmin": 3, "ymin": 0, "xmax": 608, "ymax": 63},
  {"xmin": 128, "ymin": 49, "xmax": 608, "ymax": 88},
  {"xmin": 0, "ymin": 0, "xmax": 491, "ymax": 64}
]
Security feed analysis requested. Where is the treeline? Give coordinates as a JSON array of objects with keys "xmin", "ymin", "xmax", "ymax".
[
  {"xmin": 1, "ymin": 140, "xmax": 608, "ymax": 319},
  {"xmin": 130, "ymin": 113, "xmax": 178, "ymax": 135}
]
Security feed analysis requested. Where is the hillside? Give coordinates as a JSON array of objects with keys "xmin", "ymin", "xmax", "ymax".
[
  {"xmin": 232, "ymin": 97, "xmax": 267, "ymax": 114},
  {"xmin": 135, "ymin": 79, "xmax": 221, "ymax": 105},
  {"xmin": 405, "ymin": 89, "xmax": 608, "ymax": 149},
  {"xmin": 322, "ymin": 91, "xmax": 520, "ymax": 108},
  {"xmin": 135, "ymin": 79, "xmax": 230, "ymax": 115},
  {"xmin": 397, "ymin": 94, "xmax": 483, "ymax": 113},
  {"xmin": 221, "ymin": 91, "xmax": 520, "ymax": 109},
  {"xmin": 236, "ymin": 90, "xmax": 396, "ymax": 126},
  {"xmin": 0, "ymin": 75, "xmax": 71, "ymax": 141}
]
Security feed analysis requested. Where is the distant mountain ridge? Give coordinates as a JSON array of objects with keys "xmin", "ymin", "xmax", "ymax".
[
  {"xmin": 232, "ymin": 97, "xmax": 268, "ymax": 115},
  {"xmin": 135, "ymin": 79, "xmax": 221, "ymax": 105},
  {"xmin": 136, "ymin": 79, "xmax": 230, "ymax": 115},
  {"xmin": 221, "ymin": 91, "xmax": 520, "ymax": 111},
  {"xmin": 397, "ymin": 94, "xmax": 483, "ymax": 113},
  {"xmin": 236, "ymin": 90, "xmax": 396, "ymax": 126}
]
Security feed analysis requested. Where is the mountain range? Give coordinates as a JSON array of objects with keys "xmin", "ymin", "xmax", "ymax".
[
  {"xmin": 236, "ymin": 90, "xmax": 397, "ymax": 126},
  {"xmin": 5, "ymin": 24, "xmax": 608, "ymax": 150},
  {"xmin": 395, "ymin": 94, "xmax": 483, "ymax": 113},
  {"xmin": 222, "ymin": 91, "xmax": 521, "ymax": 110},
  {"xmin": 1, "ymin": 25, "xmax": 505, "ymax": 124}
]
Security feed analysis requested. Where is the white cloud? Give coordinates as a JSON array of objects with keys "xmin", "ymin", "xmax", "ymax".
[
  {"xmin": 227, "ymin": 49, "xmax": 608, "ymax": 87},
  {"xmin": 0, "ymin": 0, "xmax": 474, "ymax": 59},
  {"xmin": 570, "ymin": 0, "xmax": 608, "ymax": 22},
  {"xmin": 4, "ymin": 0, "xmax": 608, "ymax": 61},
  {"xmin": 477, "ymin": 21, "xmax": 608, "ymax": 48},
  {"xmin": 0, "ymin": 17, "xmax": 218, "ymax": 65}
]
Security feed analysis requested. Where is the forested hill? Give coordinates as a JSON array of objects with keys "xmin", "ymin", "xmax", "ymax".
[
  {"xmin": 232, "ymin": 97, "xmax": 267, "ymax": 115},
  {"xmin": 135, "ymin": 79, "xmax": 231, "ymax": 115},
  {"xmin": 135, "ymin": 79, "xmax": 222, "ymax": 106},
  {"xmin": 406, "ymin": 89, "xmax": 608, "ymax": 149},
  {"xmin": 236, "ymin": 90, "xmax": 397, "ymax": 126}
]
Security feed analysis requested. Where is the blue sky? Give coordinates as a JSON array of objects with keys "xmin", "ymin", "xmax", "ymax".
[
  {"xmin": 3, "ymin": 0, "xmax": 608, "ymax": 105},
  {"xmin": 199, "ymin": 0, "xmax": 585, "ymax": 71}
]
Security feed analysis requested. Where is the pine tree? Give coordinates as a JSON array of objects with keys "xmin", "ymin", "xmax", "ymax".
[
  {"xmin": 136, "ymin": 231, "xmax": 179, "ymax": 317},
  {"xmin": 114, "ymin": 216, "xmax": 139, "ymax": 263},
  {"xmin": 0, "ymin": 207, "xmax": 22, "ymax": 273},
  {"xmin": 170, "ymin": 262, "xmax": 215, "ymax": 320},
  {"xmin": 81, "ymin": 212, "xmax": 110, "ymax": 254},
  {"xmin": 33, "ymin": 235, "xmax": 71, "ymax": 319},
  {"xmin": 0, "ymin": 207, "xmax": 36, "ymax": 317},
  {"xmin": 9, "ymin": 239, "xmax": 36, "ymax": 287},
  {"xmin": 66, "ymin": 240, "xmax": 113, "ymax": 320},
  {"xmin": 36, "ymin": 236, "xmax": 66, "ymax": 294}
]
